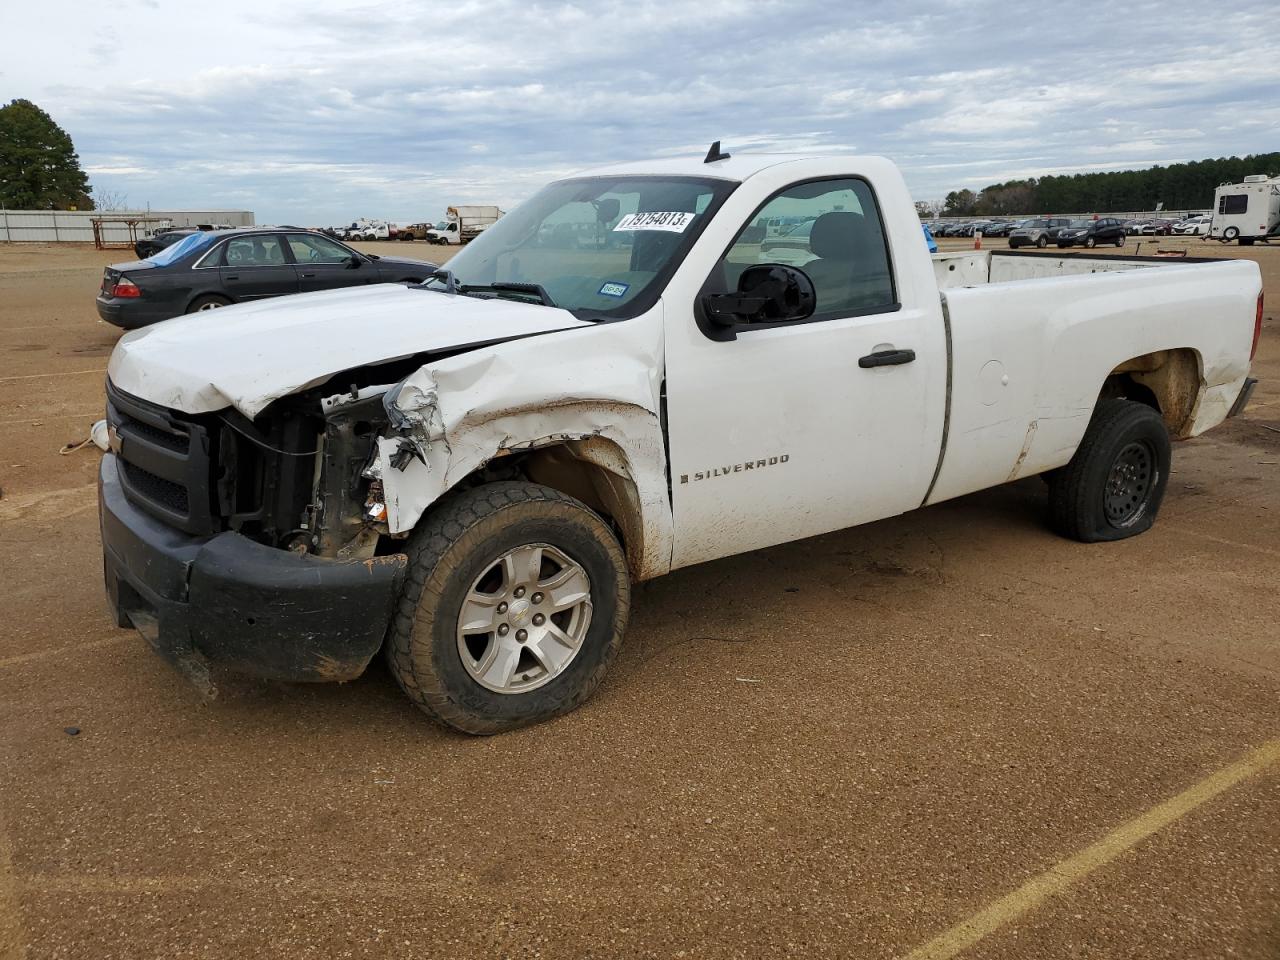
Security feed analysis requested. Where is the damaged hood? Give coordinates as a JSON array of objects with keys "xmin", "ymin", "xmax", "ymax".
[{"xmin": 106, "ymin": 283, "xmax": 590, "ymax": 418}]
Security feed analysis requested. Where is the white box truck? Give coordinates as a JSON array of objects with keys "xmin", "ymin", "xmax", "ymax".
[
  {"xmin": 426, "ymin": 205, "xmax": 503, "ymax": 245},
  {"xmin": 1211, "ymin": 174, "xmax": 1280, "ymax": 245}
]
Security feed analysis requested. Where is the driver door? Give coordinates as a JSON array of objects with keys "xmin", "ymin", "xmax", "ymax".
[
  {"xmin": 286, "ymin": 233, "xmax": 376, "ymax": 293},
  {"xmin": 663, "ymin": 177, "xmax": 946, "ymax": 569}
]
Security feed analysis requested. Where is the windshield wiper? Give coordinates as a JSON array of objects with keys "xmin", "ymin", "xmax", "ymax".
[
  {"xmin": 423, "ymin": 267, "xmax": 461, "ymax": 294},
  {"xmin": 474, "ymin": 281, "xmax": 556, "ymax": 308},
  {"xmin": 420, "ymin": 272, "xmax": 557, "ymax": 308}
]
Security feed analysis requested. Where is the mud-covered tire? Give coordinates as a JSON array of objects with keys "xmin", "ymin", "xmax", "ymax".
[
  {"xmin": 1047, "ymin": 399, "xmax": 1171, "ymax": 542},
  {"xmin": 386, "ymin": 481, "xmax": 630, "ymax": 734}
]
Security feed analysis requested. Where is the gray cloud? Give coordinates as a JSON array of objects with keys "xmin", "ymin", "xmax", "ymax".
[{"xmin": 9, "ymin": 0, "xmax": 1278, "ymax": 223}]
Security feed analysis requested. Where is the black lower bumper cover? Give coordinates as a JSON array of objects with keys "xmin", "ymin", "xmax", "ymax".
[
  {"xmin": 1228, "ymin": 377, "xmax": 1258, "ymax": 418},
  {"xmin": 99, "ymin": 454, "xmax": 408, "ymax": 687}
]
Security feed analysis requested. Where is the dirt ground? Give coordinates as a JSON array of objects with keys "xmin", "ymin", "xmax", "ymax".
[{"xmin": 1, "ymin": 236, "xmax": 1278, "ymax": 960}]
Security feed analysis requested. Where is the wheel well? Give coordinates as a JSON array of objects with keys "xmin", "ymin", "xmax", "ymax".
[
  {"xmin": 1103, "ymin": 348, "xmax": 1202, "ymax": 438},
  {"xmin": 457, "ymin": 439, "xmax": 646, "ymax": 577},
  {"xmin": 186, "ymin": 292, "xmax": 231, "ymax": 312}
]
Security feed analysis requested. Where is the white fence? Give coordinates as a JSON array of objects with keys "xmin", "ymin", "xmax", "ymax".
[{"xmin": 0, "ymin": 209, "xmax": 255, "ymax": 243}]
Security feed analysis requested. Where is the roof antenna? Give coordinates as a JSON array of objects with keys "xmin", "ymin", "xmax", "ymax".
[{"xmin": 704, "ymin": 140, "xmax": 731, "ymax": 163}]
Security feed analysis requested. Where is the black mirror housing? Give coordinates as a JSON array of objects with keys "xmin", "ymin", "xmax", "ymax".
[
  {"xmin": 347, "ymin": 253, "xmax": 362, "ymax": 269},
  {"xmin": 702, "ymin": 264, "xmax": 816, "ymax": 328}
]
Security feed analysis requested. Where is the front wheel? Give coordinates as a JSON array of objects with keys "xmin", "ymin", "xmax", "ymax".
[
  {"xmin": 1115, "ymin": 234, "xmax": 1125, "ymax": 247},
  {"xmin": 387, "ymin": 482, "xmax": 631, "ymax": 734},
  {"xmin": 1084, "ymin": 236, "xmax": 1096, "ymax": 248},
  {"xmin": 1047, "ymin": 399, "xmax": 1171, "ymax": 542}
]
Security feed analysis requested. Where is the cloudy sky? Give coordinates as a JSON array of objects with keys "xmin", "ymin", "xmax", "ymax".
[{"xmin": 3, "ymin": 0, "xmax": 1277, "ymax": 224}]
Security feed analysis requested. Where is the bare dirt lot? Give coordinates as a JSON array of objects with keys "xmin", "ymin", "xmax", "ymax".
[{"xmin": 1, "ymin": 238, "xmax": 1278, "ymax": 960}]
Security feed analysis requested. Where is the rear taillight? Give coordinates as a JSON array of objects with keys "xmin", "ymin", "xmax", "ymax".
[
  {"xmin": 113, "ymin": 276, "xmax": 141, "ymax": 299},
  {"xmin": 1252, "ymin": 292, "xmax": 1264, "ymax": 361}
]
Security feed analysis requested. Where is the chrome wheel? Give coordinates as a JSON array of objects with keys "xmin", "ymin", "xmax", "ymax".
[
  {"xmin": 198, "ymin": 300, "xmax": 224, "ymax": 311},
  {"xmin": 456, "ymin": 543, "xmax": 592, "ymax": 694}
]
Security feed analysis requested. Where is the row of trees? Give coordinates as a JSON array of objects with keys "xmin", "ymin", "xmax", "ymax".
[
  {"xmin": 0, "ymin": 99, "xmax": 94, "ymax": 210},
  {"xmin": 930, "ymin": 152, "xmax": 1280, "ymax": 218}
]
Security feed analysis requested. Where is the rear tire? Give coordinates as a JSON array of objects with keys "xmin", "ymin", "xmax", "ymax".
[
  {"xmin": 1047, "ymin": 400, "xmax": 1171, "ymax": 543},
  {"xmin": 187, "ymin": 294, "xmax": 231, "ymax": 313},
  {"xmin": 387, "ymin": 482, "xmax": 630, "ymax": 735},
  {"xmin": 1223, "ymin": 227, "xmax": 1240, "ymax": 242},
  {"xmin": 1115, "ymin": 234, "xmax": 1125, "ymax": 247},
  {"xmin": 1084, "ymin": 236, "xmax": 1096, "ymax": 248},
  {"xmin": 1036, "ymin": 235, "xmax": 1048, "ymax": 248}
]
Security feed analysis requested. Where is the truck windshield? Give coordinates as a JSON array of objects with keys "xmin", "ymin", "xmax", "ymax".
[{"xmin": 436, "ymin": 175, "xmax": 735, "ymax": 318}]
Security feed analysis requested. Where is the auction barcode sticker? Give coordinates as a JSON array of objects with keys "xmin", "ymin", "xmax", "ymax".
[{"xmin": 613, "ymin": 211, "xmax": 695, "ymax": 233}]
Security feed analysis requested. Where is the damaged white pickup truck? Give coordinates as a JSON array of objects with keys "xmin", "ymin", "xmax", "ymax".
[{"xmin": 100, "ymin": 147, "xmax": 1263, "ymax": 733}]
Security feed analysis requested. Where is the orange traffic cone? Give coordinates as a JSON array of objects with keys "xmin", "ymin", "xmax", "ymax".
[{"xmin": 973, "ymin": 231, "xmax": 983, "ymax": 250}]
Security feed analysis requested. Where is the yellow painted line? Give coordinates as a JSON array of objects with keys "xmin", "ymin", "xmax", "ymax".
[
  {"xmin": 0, "ymin": 807, "xmax": 25, "ymax": 960},
  {"xmin": 0, "ymin": 368, "xmax": 105, "ymax": 384},
  {"xmin": 900, "ymin": 739, "xmax": 1280, "ymax": 960}
]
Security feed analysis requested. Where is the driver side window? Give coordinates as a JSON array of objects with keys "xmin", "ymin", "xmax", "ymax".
[
  {"xmin": 719, "ymin": 178, "xmax": 896, "ymax": 320},
  {"xmin": 287, "ymin": 234, "xmax": 351, "ymax": 264}
]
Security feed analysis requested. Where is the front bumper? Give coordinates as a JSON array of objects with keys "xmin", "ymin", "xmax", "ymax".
[{"xmin": 99, "ymin": 454, "xmax": 408, "ymax": 689}]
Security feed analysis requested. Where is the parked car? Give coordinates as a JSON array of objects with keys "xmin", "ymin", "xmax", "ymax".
[
  {"xmin": 1125, "ymin": 219, "xmax": 1156, "ymax": 235},
  {"xmin": 1056, "ymin": 218, "xmax": 1128, "ymax": 248},
  {"xmin": 96, "ymin": 227, "xmax": 436, "ymax": 329},
  {"xmin": 1173, "ymin": 215, "xmax": 1212, "ymax": 236},
  {"xmin": 1008, "ymin": 217, "xmax": 1072, "ymax": 248},
  {"xmin": 133, "ymin": 228, "xmax": 197, "ymax": 260},
  {"xmin": 981, "ymin": 221, "xmax": 1015, "ymax": 237},
  {"xmin": 98, "ymin": 150, "xmax": 1262, "ymax": 733},
  {"xmin": 399, "ymin": 223, "xmax": 432, "ymax": 241}
]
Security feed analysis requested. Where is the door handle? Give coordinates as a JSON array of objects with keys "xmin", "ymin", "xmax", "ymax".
[
  {"xmin": 301, "ymin": 272, "xmax": 316, "ymax": 278},
  {"xmin": 224, "ymin": 274, "xmax": 239, "ymax": 280},
  {"xmin": 859, "ymin": 348, "xmax": 916, "ymax": 368}
]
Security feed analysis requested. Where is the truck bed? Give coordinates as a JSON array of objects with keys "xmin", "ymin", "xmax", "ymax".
[
  {"xmin": 925, "ymin": 251, "xmax": 1261, "ymax": 506},
  {"xmin": 933, "ymin": 249, "xmax": 1205, "ymax": 290}
]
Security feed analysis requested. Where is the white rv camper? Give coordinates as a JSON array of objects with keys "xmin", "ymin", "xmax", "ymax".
[{"xmin": 1210, "ymin": 175, "xmax": 1280, "ymax": 245}]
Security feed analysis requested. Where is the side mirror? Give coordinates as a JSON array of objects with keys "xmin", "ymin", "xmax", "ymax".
[
  {"xmin": 702, "ymin": 264, "xmax": 816, "ymax": 329},
  {"xmin": 595, "ymin": 198, "xmax": 621, "ymax": 223},
  {"xmin": 347, "ymin": 253, "xmax": 362, "ymax": 269}
]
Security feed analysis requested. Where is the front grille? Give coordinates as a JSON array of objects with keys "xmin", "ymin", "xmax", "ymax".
[
  {"xmin": 106, "ymin": 379, "xmax": 217, "ymax": 535},
  {"xmin": 120, "ymin": 461, "xmax": 190, "ymax": 513}
]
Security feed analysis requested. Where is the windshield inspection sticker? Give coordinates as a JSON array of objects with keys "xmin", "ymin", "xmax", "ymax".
[
  {"xmin": 613, "ymin": 211, "xmax": 695, "ymax": 233},
  {"xmin": 598, "ymin": 281, "xmax": 630, "ymax": 298}
]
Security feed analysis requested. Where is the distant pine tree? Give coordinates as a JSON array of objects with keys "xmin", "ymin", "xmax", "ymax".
[
  {"xmin": 0, "ymin": 99, "xmax": 93, "ymax": 209},
  {"xmin": 962, "ymin": 152, "xmax": 1280, "ymax": 214}
]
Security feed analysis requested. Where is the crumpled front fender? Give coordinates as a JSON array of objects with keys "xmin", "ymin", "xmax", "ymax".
[{"xmin": 374, "ymin": 307, "xmax": 674, "ymax": 580}]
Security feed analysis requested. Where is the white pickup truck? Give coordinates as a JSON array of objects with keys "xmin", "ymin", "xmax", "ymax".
[{"xmin": 100, "ymin": 147, "xmax": 1263, "ymax": 733}]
